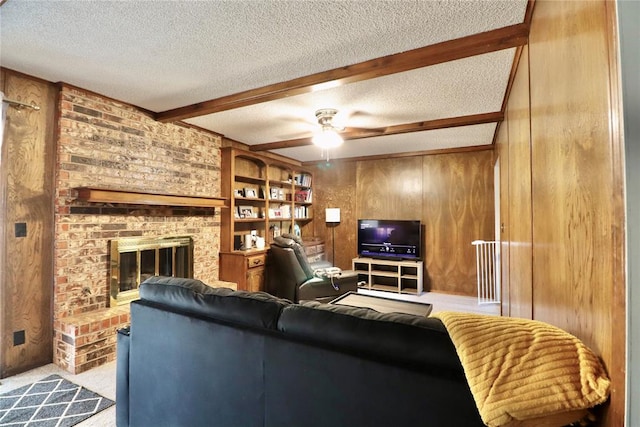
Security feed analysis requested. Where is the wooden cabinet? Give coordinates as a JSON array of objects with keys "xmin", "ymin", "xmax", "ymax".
[
  {"xmin": 219, "ymin": 147, "xmax": 315, "ymax": 290},
  {"xmin": 219, "ymin": 250, "xmax": 267, "ymax": 292}
]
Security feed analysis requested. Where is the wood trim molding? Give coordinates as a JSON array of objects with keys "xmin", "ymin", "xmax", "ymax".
[
  {"xmin": 155, "ymin": 24, "xmax": 529, "ymax": 123},
  {"xmin": 301, "ymin": 144, "xmax": 494, "ymax": 165},
  {"xmin": 74, "ymin": 187, "xmax": 228, "ymax": 208},
  {"xmin": 251, "ymin": 112, "xmax": 504, "ymax": 152},
  {"xmin": 604, "ymin": 0, "xmax": 627, "ymax": 424}
]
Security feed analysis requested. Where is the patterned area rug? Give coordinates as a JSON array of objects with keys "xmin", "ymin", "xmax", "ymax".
[{"xmin": 0, "ymin": 374, "xmax": 114, "ymax": 427}]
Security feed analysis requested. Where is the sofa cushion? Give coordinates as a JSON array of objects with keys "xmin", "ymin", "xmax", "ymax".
[
  {"xmin": 277, "ymin": 301, "xmax": 464, "ymax": 376},
  {"xmin": 139, "ymin": 276, "xmax": 290, "ymax": 329}
]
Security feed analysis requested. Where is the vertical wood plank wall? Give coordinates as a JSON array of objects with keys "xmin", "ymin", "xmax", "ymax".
[
  {"xmin": 496, "ymin": 117, "xmax": 510, "ymax": 317},
  {"xmin": 501, "ymin": 1, "xmax": 626, "ymax": 424},
  {"xmin": 314, "ymin": 150, "xmax": 494, "ymax": 296},
  {"xmin": 0, "ymin": 70, "xmax": 56, "ymax": 377},
  {"xmin": 505, "ymin": 44, "xmax": 533, "ymax": 320},
  {"xmin": 311, "ymin": 162, "xmax": 358, "ymax": 268},
  {"xmin": 422, "ymin": 152, "xmax": 494, "ymax": 294}
]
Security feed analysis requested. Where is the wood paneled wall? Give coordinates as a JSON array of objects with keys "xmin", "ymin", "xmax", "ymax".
[
  {"xmin": 313, "ymin": 150, "xmax": 494, "ymax": 296},
  {"xmin": 530, "ymin": 1, "xmax": 625, "ymax": 424},
  {"xmin": 500, "ymin": 1, "xmax": 626, "ymax": 424},
  {"xmin": 311, "ymin": 162, "xmax": 358, "ymax": 268},
  {"xmin": 422, "ymin": 152, "xmax": 494, "ymax": 294},
  {"xmin": 504, "ymin": 44, "xmax": 533, "ymax": 320},
  {"xmin": 0, "ymin": 69, "xmax": 57, "ymax": 377},
  {"xmin": 496, "ymin": 120, "xmax": 510, "ymax": 316},
  {"xmin": 356, "ymin": 157, "xmax": 423, "ymax": 220}
]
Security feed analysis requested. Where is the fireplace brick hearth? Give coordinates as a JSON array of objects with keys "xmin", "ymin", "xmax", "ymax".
[
  {"xmin": 56, "ymin": 306, "xmax": 130, "ymax": 374},
  {"xmin": 53, "ymin": 85, "xmax": 228, "ymax": 373}
]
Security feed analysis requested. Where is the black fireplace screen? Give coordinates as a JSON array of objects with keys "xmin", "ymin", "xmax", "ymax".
[{"xmin": 110, "ymin": 236, "xmax": 193, "ymax": 306}]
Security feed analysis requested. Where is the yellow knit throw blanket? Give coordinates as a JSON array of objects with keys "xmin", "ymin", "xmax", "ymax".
[{"xmin": 433, "ymin": 311, "xmax": 610, "ymax": 427}]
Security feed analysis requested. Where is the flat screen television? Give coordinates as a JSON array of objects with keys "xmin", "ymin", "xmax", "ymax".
[{"xmin": 357, "ymin": 219, "xmax": 422, "ymax": 260}]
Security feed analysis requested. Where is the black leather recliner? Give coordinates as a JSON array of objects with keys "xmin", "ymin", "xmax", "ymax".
[{"xmin": 266, "ymin": 234, "xmax": 358, "ymax": 303}]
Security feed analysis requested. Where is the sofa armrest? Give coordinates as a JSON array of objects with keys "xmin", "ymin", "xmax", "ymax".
[
  {"xmin": 116, "ymin": 326, "xmax": 131, "ymax": 427},
  {"xmin": 297, "ymin": 270, "xmax": 358, "ymax": 302}
]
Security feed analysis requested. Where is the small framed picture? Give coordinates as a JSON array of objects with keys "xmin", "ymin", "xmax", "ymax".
[
  {"xmin": 238, "ymin": 205, "xmax": 254, "ymax": 218},
  {"xmin": 244, "ymin": 188, "xmax": 257, "ymax": 198},
  {"xmin": 270, "ymin": 187, "xmax": 280, "ymax": 200}
]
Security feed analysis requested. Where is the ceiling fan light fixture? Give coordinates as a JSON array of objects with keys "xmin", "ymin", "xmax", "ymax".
[
  {"xmin": 311, "ymin": 108, "xmax": 344, "ymax": 151},
  {"xmin": 312, "ymin": 127, "xmax": 344, "ymax": 148}
]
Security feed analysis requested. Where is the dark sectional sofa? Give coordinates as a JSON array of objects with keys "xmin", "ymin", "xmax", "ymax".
[{"xmin": 116, "ymin": 276, "xmax": 483, "ymax": 427}]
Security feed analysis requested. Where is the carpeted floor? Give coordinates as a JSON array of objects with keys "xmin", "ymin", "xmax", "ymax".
[
  {"xmin": 0, "ymin": 362, "xmax": 116, "ymax": 427},
  {"xmin": 0, "ymin": 374, "xmax": 114, "ymax": 426}
]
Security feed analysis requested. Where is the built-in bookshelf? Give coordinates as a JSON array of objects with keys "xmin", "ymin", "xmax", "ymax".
[{"xmin": 220, "ymin": 147, "xmax": 315, "ymax": 291}]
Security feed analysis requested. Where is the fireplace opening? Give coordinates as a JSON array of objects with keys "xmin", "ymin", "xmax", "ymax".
[{"xmin": 110, "ymin": 236, "xmax": 193, "ymax": 306}]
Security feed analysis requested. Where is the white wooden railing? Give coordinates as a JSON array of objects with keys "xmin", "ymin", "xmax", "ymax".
[{"xmin": 472, "ymin": 240, "xmax": 500, "ymax": 304}]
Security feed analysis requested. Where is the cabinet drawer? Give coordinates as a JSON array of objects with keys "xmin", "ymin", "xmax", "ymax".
[
  {"xmin": 247, "ymin": 254, "xmax": 266, "ymax": 269},
  {"xmin": 308, "ymin": 253, "xmax": 325, "ymax": 263}
]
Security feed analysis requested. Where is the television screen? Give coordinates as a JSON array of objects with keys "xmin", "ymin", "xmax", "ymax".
[{"xmin": 357, "ymin": 219, "xmax": 422, "ymax": 260}]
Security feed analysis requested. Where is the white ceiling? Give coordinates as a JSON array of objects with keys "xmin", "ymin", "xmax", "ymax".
[{"xmin": 0, "ymin": 0, "xmax": 529, "ymax": 163}]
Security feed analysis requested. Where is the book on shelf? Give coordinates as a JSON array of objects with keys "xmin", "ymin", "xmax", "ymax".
[
  {"xmin": 281, "ymin": 204, "xmax": 291, "ymax": 219},
  {"xmin": 294, "ymin": 206, "xmax": 308, "ymax": 218},
  {"xmin": 294, "ymin": 189, "xmax": 312, "ymax": 203},
  {"xmin": 269, "ymin": 205, "xmax": 291, "ymax": 219},
  {"xmin": 293, "ymin": 173, "xmax": 312, "ymax": 187}
]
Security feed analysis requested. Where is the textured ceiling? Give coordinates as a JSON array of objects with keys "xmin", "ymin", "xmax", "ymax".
[{"xmin": 0, "ymin": 0, "xmax": 529, "ymax": 163}]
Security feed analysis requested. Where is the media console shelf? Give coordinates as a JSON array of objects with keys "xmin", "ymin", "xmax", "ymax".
[{"xmin": 352, "ymin": 257, "xmax": 423, "ymax": 295}]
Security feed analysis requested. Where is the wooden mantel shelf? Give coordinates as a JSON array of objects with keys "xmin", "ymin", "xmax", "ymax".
[{"xmin": 74, "ymin": 187, "xmax": 228, "ymax": 208}]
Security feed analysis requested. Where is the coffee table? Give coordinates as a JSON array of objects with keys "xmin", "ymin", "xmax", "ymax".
[{"xmin": 330, "ymin": 291, "xmax": 432, "ymax": 317}]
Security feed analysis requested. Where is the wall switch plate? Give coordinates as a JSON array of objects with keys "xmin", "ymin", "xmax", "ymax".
[
  {"xmin": 15, "ymin": 222, "xmax": 27, "ymax": 238},
  {"xmin": 14, "ymin": 330, "xmax": 25, "ymax": 346}
]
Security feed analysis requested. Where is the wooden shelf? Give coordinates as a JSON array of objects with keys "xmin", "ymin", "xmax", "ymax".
[
  {"xmin": 74, "ymin": 187, "xmax": 228, "ymax": 208},
  {"xmin": 235, "ymin": 175, "xmax": 266, "ymax": 185}
]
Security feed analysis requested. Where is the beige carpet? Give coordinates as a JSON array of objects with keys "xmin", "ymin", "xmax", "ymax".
[{"xmin": 0, "ymin": 361, "xmax": 116, "ymax": 427}]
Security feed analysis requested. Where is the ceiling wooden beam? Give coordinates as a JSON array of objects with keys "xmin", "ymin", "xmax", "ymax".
[
  {"xmin": 155, "ymin": 23, "xmax": 529, "ymax": 123},
  {"xmin": 249, "ymin": 111, "xmax": 504, "ymax": 152}
]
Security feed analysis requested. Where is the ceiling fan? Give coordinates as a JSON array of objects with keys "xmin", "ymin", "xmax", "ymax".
[{"xmin": 311, "ymin": 108, "xmax": 344, "ymax": 149}]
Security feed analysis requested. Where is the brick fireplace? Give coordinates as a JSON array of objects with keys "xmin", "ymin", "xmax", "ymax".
[{"xmin": 53, "ymin": 85, "xmax": 224, "ymax": 373}]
